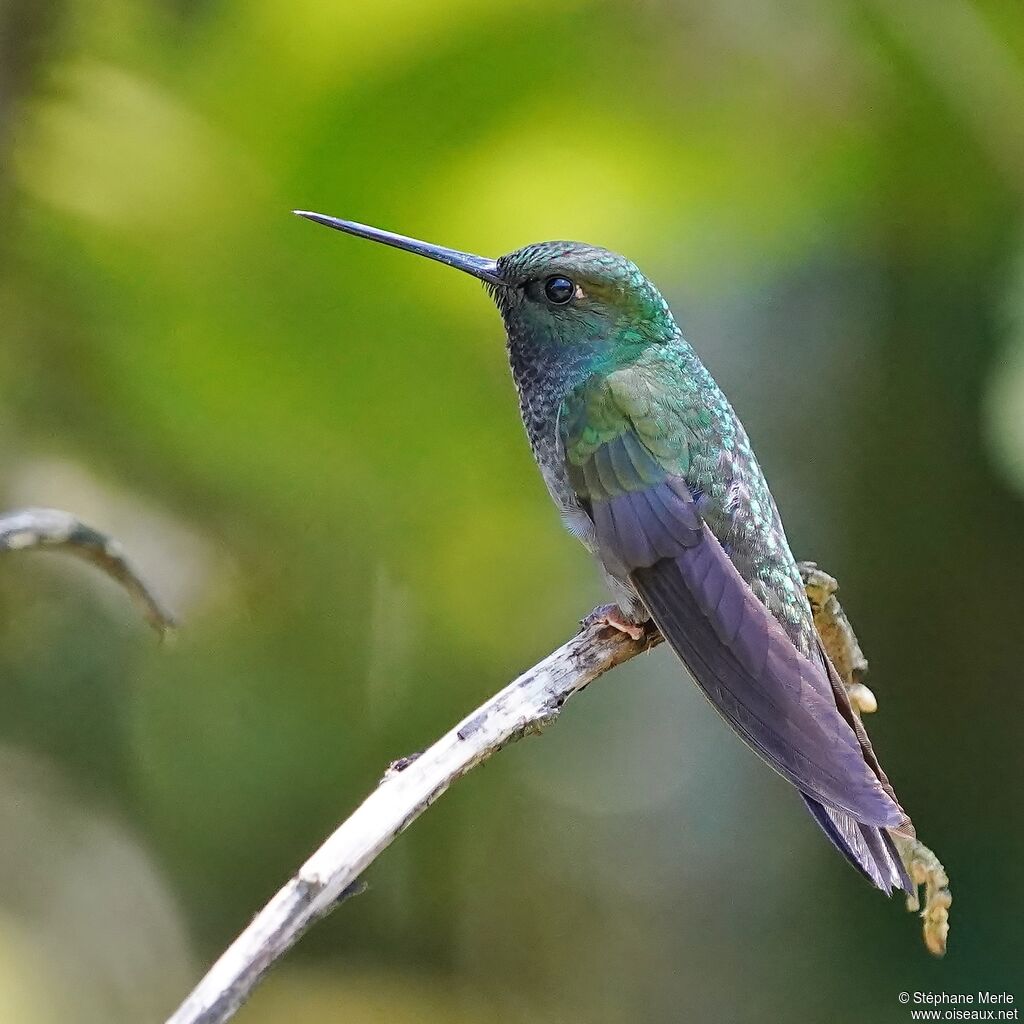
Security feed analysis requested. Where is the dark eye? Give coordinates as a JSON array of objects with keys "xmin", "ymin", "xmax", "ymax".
[{"xmin": 544, "ymin": 276, "xmax": 575, "ymax": 304}]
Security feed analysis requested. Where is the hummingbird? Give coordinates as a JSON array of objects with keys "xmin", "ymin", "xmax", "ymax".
[{"xmin": 295, "ymin": 210, "xmax": 915, "ymax": 894}]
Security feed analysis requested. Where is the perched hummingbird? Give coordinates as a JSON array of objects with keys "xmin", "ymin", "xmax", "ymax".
[{"xmin": 295, "ymin": 211, "xmax": 914, "ymax": 893}]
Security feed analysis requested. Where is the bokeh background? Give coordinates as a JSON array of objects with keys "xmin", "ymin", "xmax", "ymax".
[{"xmin": 2, "ymin": 1, "xmax": 1023, "ymax": 1021}]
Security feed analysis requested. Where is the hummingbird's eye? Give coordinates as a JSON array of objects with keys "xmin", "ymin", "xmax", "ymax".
[{"xmin": 543, "ymin": 276, "xmax": 575, "ymax": 305}]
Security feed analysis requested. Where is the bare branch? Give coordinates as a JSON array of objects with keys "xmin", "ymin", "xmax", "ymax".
[
  {"xmin": 164, "ymin": 617, "xmax": 661, "ymax": 1024},
  {"xmin": 166, "ymin": 565, "xmax": 951, "ymax": 1024},
  {"xmin": 0, "ymin": 506, "xmax": 174, "ymax": 635}
]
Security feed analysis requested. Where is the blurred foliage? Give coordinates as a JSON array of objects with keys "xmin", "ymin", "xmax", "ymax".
[{"xmin": 2, "ymin": 0, "xmax": 1023, "ymax": 1021}]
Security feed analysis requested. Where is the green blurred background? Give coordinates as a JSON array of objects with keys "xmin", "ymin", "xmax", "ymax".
[{"xmin": 2, "ymin": 1, "xmax": 1023, "ymax": 1021}]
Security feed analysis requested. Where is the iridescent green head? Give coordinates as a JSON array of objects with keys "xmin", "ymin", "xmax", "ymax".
[
  {"xmin": 493, "ymin": 241, "xmax": 676, "ymax": 351},
  {"xmin": 294, "ymin": 212, "xmax": 678, "ymax": 354}
]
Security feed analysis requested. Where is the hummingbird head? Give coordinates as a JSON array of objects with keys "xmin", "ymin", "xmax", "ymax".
[
  {"xmin": 490, "ymin": 240, "xmax": 676, "ymax": 353},
  {"xmin": 293, "ymin": 212, "xmax": 678, "ymax": 360}
]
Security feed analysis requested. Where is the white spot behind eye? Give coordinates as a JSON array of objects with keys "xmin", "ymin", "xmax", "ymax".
[{"xmin": 574, "ymin": 284, "xmax": 586, "ymax": 300}]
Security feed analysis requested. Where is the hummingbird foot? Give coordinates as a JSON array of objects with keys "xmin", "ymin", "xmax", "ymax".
[
  {"xmin": 799, "ymin": 561, "xmax": 878, "ymax": 714},
  {"xmin": 890, "ymin": 833, "xmax": 952, "ymax": 956},
  {"xmin": 582, "ymin": 603, "xmax": 646, "ymax": 641}
]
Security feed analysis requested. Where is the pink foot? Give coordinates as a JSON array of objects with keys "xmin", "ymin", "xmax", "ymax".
[{"xmin": 582, "ymin": 603, "xmax": 646, "ymax": 641}]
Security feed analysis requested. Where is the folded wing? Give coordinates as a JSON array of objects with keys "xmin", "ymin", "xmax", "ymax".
[{"xmin": 560, "ymin": 370, "xmax": 912, "ymax": 867}]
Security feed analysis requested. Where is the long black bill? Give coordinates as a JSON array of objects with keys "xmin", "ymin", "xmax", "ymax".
[{"xmin": 293, "ymin": 211, "xmax": 504, "ymax": 286}]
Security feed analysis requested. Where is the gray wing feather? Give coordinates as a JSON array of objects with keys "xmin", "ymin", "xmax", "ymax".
[{"xmin": 632, "ymin": 522, "xmax": 904, "ymax": 828}]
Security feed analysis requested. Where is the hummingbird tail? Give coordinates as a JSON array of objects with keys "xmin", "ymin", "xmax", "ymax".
[{"xmin": 799, "ymin": 793, "xmax": 912, "ymax": 894}]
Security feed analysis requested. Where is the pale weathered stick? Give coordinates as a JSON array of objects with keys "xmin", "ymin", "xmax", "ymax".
[
  {"xmin": 166, "ymin": 566, "xmax": 950, "ymax": 1024},
  {"xmin": 164, "ymin": 617, "xmax": 662, "ymax": 1024},
  {"xmin": 0, "ymin": 506, "xmax": 174, "ymax": 634}
]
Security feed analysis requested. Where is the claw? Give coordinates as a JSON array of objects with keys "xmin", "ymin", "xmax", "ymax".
[
  {"xmin": 847, "ymin": 682, "xmax": 878, "ymax": 715},
  {"xmin": 582, "ymin": 603, "xmax": 646, "ymax": 641},
  {"xmin": 799, "ymin": 560, "xmax": 952, "ymax": 955},
  {"xmin": 890, "ymin": 833, "xmax": 952, "ymax": 956}
]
